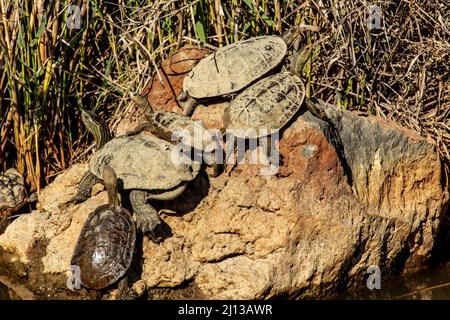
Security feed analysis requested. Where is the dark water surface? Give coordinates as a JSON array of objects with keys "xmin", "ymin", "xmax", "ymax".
[
  {"xmin": 1, "ymin": 264, "xmax": 450, "ymax": 300},
  {"xmin": 335, "ymin": 263, "xmax": 450, "ymax": 300}
]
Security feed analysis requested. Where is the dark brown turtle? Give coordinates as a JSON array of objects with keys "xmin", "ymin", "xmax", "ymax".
[{"xmin": 70, "ymin": 165, "xmax": 136, "ymax": 292}]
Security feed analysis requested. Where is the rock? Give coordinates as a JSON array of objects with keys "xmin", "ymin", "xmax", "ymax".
[
  {"xmin": 145, "ymin": 45, "xmax": 211, "ymax": 113},
  {"xmin": 0, "ymin": 169, "xmax": 26, "ymax": 214},
  {"xmin": 0, "ymin": 104, "xmax": 448, "ymax": 299},
  {"xmin": 114, "ymin": 45, "xmax": 212, "ymax": 137}
]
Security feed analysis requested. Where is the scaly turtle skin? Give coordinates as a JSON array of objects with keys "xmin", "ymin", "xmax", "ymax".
[
  {"xmin": 0, "ymin": 169, "xmax": 36, "ymax": 217},
  {"xmin": 127, "ymin": 93, "xmax": 222, "ymax": 176},
  {"xmin": 179, "ymin": 29, "xmax": 306, "ymax": 116},
  {"xmin": 71, "ymin": 109, "xmax": 200, "ymax": 242},
  {"xmin": 71, "ymin": 166, "xmax": 136, "ymax": 291}
]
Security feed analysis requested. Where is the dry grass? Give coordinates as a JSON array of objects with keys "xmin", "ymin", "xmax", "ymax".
[{"xmin": 0, "ymin": 0, "xmax": 449, "ymax": 193}]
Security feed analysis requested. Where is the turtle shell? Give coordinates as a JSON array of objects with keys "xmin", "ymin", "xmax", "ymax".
[
  {"xmin": 149, "ymin": 111, "xmax": 217, "ymax": 151},
  {"xmin": 223, "ymin": 72, "xmax": 306, "ymax": 139},
  {"xmin": 183, "ymin": 36, "xmax": 287, "ymax": 99},
  {"xmin": 70, "ymin": 204, "xmax": 136, "ymax": 289},
  {"xmin": 0, "ymin": 169, "xmax": 26, "ymax": 212},
  {"xmin": 89, "ymin": 135, "xmax": 201, "ymax": 191}
]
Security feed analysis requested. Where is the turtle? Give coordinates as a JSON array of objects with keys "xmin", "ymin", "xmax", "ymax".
[
  {"xmin": 70, "ymin": 165, "xmax": 137, "ymax": 296},
  {"xmin": 70, "ymin": 108, "xmax": 200, "ymax": 242},
  {"xmin": 221, "ymin": 41, "xmax": 331, "ymax": 168},
  {"xmin": 0, "ymin": 169, "xmax": 37, "ymax": 218},
  {"xmin": 126, "ymin": 93, "xmax": 223, "ymax": 176},
  {"xmin": 178, "ymin": 27, "xmax": 306, "ymax": 116}
]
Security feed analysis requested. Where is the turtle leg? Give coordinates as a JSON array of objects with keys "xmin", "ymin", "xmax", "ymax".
[
  {"xmin": 180, "ymin": 95, "xmax": 199, "ymax": 117},
  {"xmin": 203, "ymin": 151, "xmax": 222, "ymax": 178},
  {"xmin": 203, "ymin": 132, "xmax": 224, "ymax": 177},
  {"xmin": 211, "ymin": 159, "xmax": 221, "ymax": 178},
  {"xmin": 123, "ymin": 122, "xmax": 154, "ymax": 137},
  {"xmin": 304, "ymin": 97, "xmax": 330, "ymax": 122},
  {"xmin": 70, "ymin": 172, "xmax": 99, "ymax": 203},
  {"xmin": 116, "ymin": 276, "xmax": 138, "ymax": 300},
  {"xmin": 129, "ymin": 190, "xmax": 166, "ymax": 243}
]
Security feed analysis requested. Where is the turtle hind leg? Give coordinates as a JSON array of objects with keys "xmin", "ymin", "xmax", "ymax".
[
  {"xmin": 123, "ymin": 121, "xmax": 159, "ymax": 138},
  {"xmin": 260, "ymin": 134, "xmax": 280, "ymax": 174},
  {"xmin": 203, "ymin": 148, "xmax": 224, "ymax": 178},
  {"xmin": 116, "ymin": 276, "xmax": 140, "ymax": 300},
  {"xmin": 130, "ymin": 190, "xmax": 171, "ymax": 243},
  {"xmin": 304, "ymin": 97, "xmax": 330, "ymax": 123}
]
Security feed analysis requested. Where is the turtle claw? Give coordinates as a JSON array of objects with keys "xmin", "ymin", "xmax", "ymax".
[{"xmin": 136, "ymin": 213, "xmax": 170, "ymax": 243}]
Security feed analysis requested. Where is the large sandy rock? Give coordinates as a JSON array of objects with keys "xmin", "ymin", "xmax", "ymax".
[{"xmin": 0, "ymin": 103, "xmax": 448, "ymax": 299}]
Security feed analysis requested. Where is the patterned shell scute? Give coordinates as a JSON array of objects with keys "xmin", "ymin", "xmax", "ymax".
[
  {"xmin": 70, "ymin": 205, "xmax": 136, "ymax": 289},
  {"xmin": 223, "ymin": 72, "xmax": 306, "ymax": 139},
  {"xmin": 89, "ymin": 135, "xmax": 200, "ymax": 190},
  {"xmin": 151, "ymin": 111, "xmax": 216, "ymax": 151},
  {"xmin": 0, "ymin": 169, "xmax": 26, "ymax": 211},
  {"xmin": 183, "ymin": 36, "xmax": 287, "ymax": 99}
]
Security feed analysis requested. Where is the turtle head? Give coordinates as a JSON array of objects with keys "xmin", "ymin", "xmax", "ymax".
[
  {"xmin": 103, "ymin": 165, "xmax": 120, "ymax": 207},
  {"xmin": 79, "ymin": 107, "xmax": 111, "ymax": 150},
  {"xmin": 130, "ymin": 92, "xmax": 153, "ymax": 115},
  {"xmin": 80, "ymin": 108, "xmax": 100, "ymax": 129},
  {"xmin": 290, "ymin": 42, "xmax": 314, "ymax": 76},
  {"xmin": 282, "ymin": 26, "xmax": 304, "ymax": 48}
]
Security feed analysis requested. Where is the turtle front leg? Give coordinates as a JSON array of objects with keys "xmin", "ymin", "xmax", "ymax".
[
  {"xmin": 304, "ymin": 97, "xmax": 331, "ymax": 123},
  {"xmin": 123, "ymin": 122, "xmax": 154, "ymax": 137},
  {"xmin": 130, "ymin": 190, "xmax": 167, "ymax": 243},
  {"xmin": 178, "ymin": 92, "xmax": 199, "ymax": 117},
  {"xmin": 70, "ymin": 172, "xmax": 99, "ymax": 203}
]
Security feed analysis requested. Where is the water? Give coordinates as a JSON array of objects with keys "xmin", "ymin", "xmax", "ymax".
[
  {"xmin": 336, "ymin": 263, "xmax": 450, "ymax": 300},
  {"xmin": 1, "ymin": 264, "xmax": 450, "ymax": 300}
]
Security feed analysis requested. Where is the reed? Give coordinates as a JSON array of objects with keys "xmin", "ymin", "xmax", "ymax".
[{"xmin": 0, "ymin": 0, "xmax": 448, "ymax": 193}]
